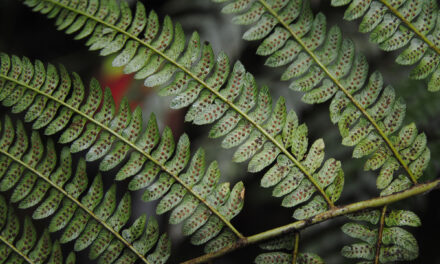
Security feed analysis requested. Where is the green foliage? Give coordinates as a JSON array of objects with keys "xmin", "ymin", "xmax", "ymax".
[
  {"xmin": 255, "ymin": 252, "xmax": 324, "ymax": 264},
  {"xmin": 21, "ymin": 0, "xmax": 347, "ymax": 222},
  {"xmin": 0, "ymin": 115, "xmax": 171, "ymax": 264},
  {"xmin": 0, "ymin": 49, "xmax": 249, "ymax": 259},
  {"xmin": 0, "ymin": 0, "xmax": 438, "ymax": 263},
  {"xmin": 0, "ymin": 194, "xmax": 76, "ymax": 264},
  {"xmin": 212, "ymin": 0, "xmax": 431, "ymax": 191},
  {"xmin": 332, "ymin": 0, "xmax": 440, "ymax": 92},
  {"xmin": 342, "ymin": 208, "xmax": 420, "ymax": 262},
  {"xmin": 211, "ymin": 0, "xmax": 434, "ymax": 262},
  {"xmin": 257, "ymin": 235, "xmax": 324, "ymax": 264}
]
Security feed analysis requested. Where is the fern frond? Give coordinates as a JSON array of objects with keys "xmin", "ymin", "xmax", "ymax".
[
  {"xmin": 0, "ymin": 194, "xmax": 76, "ymax": 264},
  {"xmin": 332, "ymin": 0, "xmax": 440, "ymax": 92},
  {"xmin": 0, "ymin": 115, "xmax": 171, "ymax": 264},
  {"xmin": 22, "ymin": 0, "xmax": 346, "ymax": 221},
  {"xmin": 210, "ymin": 2, "xmax": 433, "ymax": 260},
  {"xmin": 212, "ymin": 0, "xmax": 431, "ymax": 193},
  {"xmin": 0, "ymin": 53, "xmax": 245, "ymax": 253},
  {"xmin": 255, "ymin": 233, "xmax": 324, "ymax": 264},
  {"xmin": 342, "ymin": 206, "xmax": 421, "ymax": 263}
]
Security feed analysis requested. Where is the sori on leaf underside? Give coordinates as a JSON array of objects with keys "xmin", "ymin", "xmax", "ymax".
[
  {"xmin": 20, "ymin": 0, "xmax": 348, "ymax": 222},
  {"xmin": 0, "ymin": 194, "xmax": 76, "ymax": 264},
  {"xmin": 22, "ymin": 0, "xmax": 431, "ymax": 204},
  {"xmin": 0, "ymin": 0, "xmax": 437, "ymax": 263},
  {"xmin": 332, "ymin": 0, "xmax": 440, "ymax": 92},
  {"xmin": 211, "ymin": 0, "xmax": 433, "ymax": 262},
  {"xmin": 2, "ymin": 0, "xmax": 348, "ymax": 259},
  {"xmin": 0, "ymin": 114, "xmax": 171, "ymax": 264},
  {"xmin": 0, "ymin": 50, "xmax": 342, "ymax": 262},
  {"xmin": 0, "ymin": 50, "xmax": 249, "ymax": 262},
  {"xmin": 0, "ymin": 50, "xmax": 340, "ymax": 263},
  {"xmin": 213, "ymin": 0, "xmax": 431, "ymax": 195}
]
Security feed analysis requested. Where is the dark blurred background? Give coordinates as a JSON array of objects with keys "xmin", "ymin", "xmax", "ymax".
[{"xmin": 0, "ymin": 0, "xmax": 439, "ymax": 263}]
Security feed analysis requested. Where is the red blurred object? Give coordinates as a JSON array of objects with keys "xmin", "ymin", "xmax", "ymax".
[{"xmin": 99, "ymin": 72, "xmax": 140, "ymax": 111}]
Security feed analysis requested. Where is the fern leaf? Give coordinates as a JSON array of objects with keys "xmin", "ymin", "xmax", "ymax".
[
  {"xmin": 210, "ymin": 2, "xmax": 432, "ymax": 261},
  {"xmin": 385, "ymin": 210, "xmax": 421, "ymax": 227},
  {"xmin": 20, "ymin": 0, "xmax": 347, "ymax": 220},
  {"xmin": 0, "ymin": 53, "xmax": 245, "ymax": 253},
  {"xmin": 255, "ymin": 252, "xmax": 324, "ymax": 264},
  {"xmin": 0, "ymin": 194, "xmax": 74, "ymax": 264},
  {"xmin": 342, "ymin": 207, "xmax": 420, "ymax": 263},
  {"xmin": 256, "ymin": 233, "xmax": 324, "ymax": 264},
  {"xmin": 332, "ymin": 0, "xmax": 440, "ymax": 92},
  {"xmin": 0, "ymin": 115, "xmax": 171, "ymax": 264},
  {"xmin": 212, "ymin": 0, "xmax": 431, "ymax": 195}
]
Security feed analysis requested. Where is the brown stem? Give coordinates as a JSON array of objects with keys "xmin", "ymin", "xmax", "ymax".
[{"xmin": 374, "ymin": 206, "xmax": 388, "ymax": 264}]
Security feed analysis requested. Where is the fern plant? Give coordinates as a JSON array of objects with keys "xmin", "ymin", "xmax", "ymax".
[
  {"xmin": 0, "ymin": 0, "xmax": 439, "ymax": 263},
  {"xmin": 0, "ymin": 114, "xmax": 173, "ymax": 264},
  {"xmin": 0, "ymin": 194, "xmax": 77, "ymax": 264},
  {"xmin": 331, "ymin": 0, "xmax": 440, "ymax": 92}
]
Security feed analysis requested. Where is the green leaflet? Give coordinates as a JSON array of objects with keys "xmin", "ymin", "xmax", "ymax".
[
  {"xmin": 341, "ymin": 243, "xmax": 375, "ymax": 260},
  {"xmin": 347, "ymin": 210, "xmax": 380, "ymax": 225},
  {"xmin": 0, "ymin": 52, "xmax": 245, "ymax": 253},
  {"xmin": 213, "ymin": 0, "xmax": 430, "ymax": 196},
  {"xmin": 0, "ymin": 194, "xmax": 74, "ymax": 264},
  {"xmin": 0, "ymin": 115, "xmax": 170, "ymax": 264},
  {"xmin": 22, "ymin": 0, "xmax": 346, "ymax": 221},
  {"xmin": 293, "ymin": 196, "xmax": 327, "ymax": 219},
  {"xmin": 256, "ymin": 231, "xmax": 324, "ymax": 264},
  {"xmin": 332, "ymin": 0, "xmax": 440, "ymax": 92},
  {"xmin": 0, "ymin": 116, "xmax": 28, "ymax": 184},
  {"xmin": 385, "ymin": 209, "xmax": 421, "ymax": 227},
  {"xmin": 259, "ymin": 235, "xmax": 295, "ymax": 251},
  {"xmin": 255, "ymin": 251, "xmax": 324, "ymax": 264},
  {"xmin": 342, "ymin": 222, "xmax": 378, "ymax": 244},
  {"xmin": 204, "ymin": 230, "xmax": 236, "ymax": 254},
  {"xmin": 342, "ymin": 206, "xmax": 420, "ymax": 263},
  {"xmin": 73, "ymin": 184, "xmax": 118, "ymax": 251}
]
